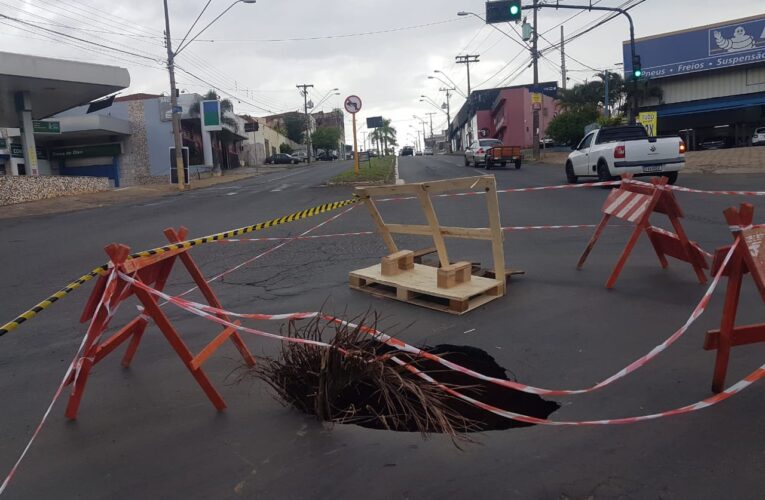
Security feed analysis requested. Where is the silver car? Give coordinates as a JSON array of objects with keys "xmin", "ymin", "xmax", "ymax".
[{"xmin": 464, "ymin": 139, "xmax": 503, "ymax": 167}]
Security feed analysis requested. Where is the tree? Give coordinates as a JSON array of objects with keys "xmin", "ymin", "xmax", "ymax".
[
  {"xmin": 284, "ymin": 114, "xmax": 307, "ymax": 144},
  {"xmin": 279, "ymin": 143, "xmax": 293, "ymax": 154},
  {"xmin": 368, "ymin": 118, "xmax": 397, "ymax": 155},
  {"xmin": 311, "ymin": 126, "xmax": 342, "ymax": 152},
  {"xmin": 546, "ymin": 108, "xmax": 599, "ymax": 146}
]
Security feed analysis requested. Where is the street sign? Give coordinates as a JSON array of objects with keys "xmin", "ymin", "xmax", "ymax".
[
  {"xmin": 531, "ymin": 92, "xmax": 542, "ymax": 104},
  {"xmin": 344, "ymin": 95, "xmax": 362, "ymax": 114},
  {"xmin": 50, "ymin": 143, "xmax": 121, "ymax": 160},
  {"xmin": 33, "ymin": 120, "xmax": 61, "ymax": 134},
  {"xmin": 11, "ymin": 143, "xmax": 46, "ymax": 159},
  {"xmin": 244, "ymin": 122, "xmax": 259, "ymax": 133},
  {"xmin": 366, "ymin": 116, "xmax": 383, "ymax": 128},
  {"xmin": 638, "ymin": 112, "xmax": 658, "ymax": 136}
]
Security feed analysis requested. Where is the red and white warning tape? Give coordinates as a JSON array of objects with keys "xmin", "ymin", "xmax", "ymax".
[
  {"xmin": 667, "ymin": 184, "xmax": 765, "ymax": 197},
  {"xmin": 1, "ymin": 269, "xmax": 128, "ymax": 495},
  {"xmin": 121, "ymin": 238, "xmax": 737, "ymax": 399}
]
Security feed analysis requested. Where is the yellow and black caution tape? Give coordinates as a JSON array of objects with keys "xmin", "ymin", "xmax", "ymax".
[{"xmin": 0, "ymin": 198, "xmax": 358, "ymax": 337}]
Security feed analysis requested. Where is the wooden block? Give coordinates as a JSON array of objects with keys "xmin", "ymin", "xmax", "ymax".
[
  {"xmin": 413, "ymin": 247, "xmax": 437, "ymax": 264},
  {"xmin": 349, "ymin": 275, "xmax": 365, "ymax": 287},
  {"xmin": 396, "ymin": 287, "xmax": 414, "ymax": 301},
  {"xmin": 381, "ymin": 250, "xmax": 415, "ymax": 276},
  {"xmin": 437, "ymin": 261, "xmax": 472, "ymax": 289},
  {"xmin": 449, "ymin": 298, "xmax": 469, "ymax": 313}
]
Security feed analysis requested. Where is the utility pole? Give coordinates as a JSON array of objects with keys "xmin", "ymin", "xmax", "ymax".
[
  {"xmin": 425, "ymin": 112, "xmax": 436, "ymax": 137},
  {"xmin": 440, "ymin": 87, "xmax": 452, "ymax": 152},
  {"xmin": 560, "ymin": 25, "xmax": 567, "ymax": 90},
  {"xmin": 296, "ymin": 84, "xmax": 314, "ymax": 163},
  {"xmin": 604, "ymin": 69, "xmax": 610, "ymax": 118},
  {"xmin": 532, "ymin": 0, "xmax": 540, "ymax": 161},
  {"xmin": 455, "ymin": 54, "xmax": 479, "ymax": 95},
  {"xmin": 163, "ymin": 0, "xmax": 185, "ymax": 190}
]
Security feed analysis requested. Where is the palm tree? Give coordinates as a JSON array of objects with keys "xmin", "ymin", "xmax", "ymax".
[{"xmin": 370, "ymin": 118, "xmax": 397, "ymax": 155}]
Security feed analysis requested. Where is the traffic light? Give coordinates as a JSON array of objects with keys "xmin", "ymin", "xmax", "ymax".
[
  {"xmin": 632, "ymin": 55, "xmax": 643, "ymax": 79},
  {"xmin": 485, "ymin": 0, "xmax": 523, "ymax": 24}
]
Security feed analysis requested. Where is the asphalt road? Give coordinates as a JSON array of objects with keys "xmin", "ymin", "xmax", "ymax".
[{"xmin": 2, "ymin": 156, "xmax": 765, "ymax": 499}]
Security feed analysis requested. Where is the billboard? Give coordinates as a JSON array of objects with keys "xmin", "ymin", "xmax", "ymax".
[
  {"xmin": 202, "ymin": 100, "xmax": 222, "ymax": 131},
  {"xmin": 623, "ymin": 15, "xmax": 765, "ymax": 79}
]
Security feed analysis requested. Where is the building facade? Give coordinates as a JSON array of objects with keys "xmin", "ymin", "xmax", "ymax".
[{"xmin": 626, "ymin": 14, "xmax": 765, "ymax": 150}]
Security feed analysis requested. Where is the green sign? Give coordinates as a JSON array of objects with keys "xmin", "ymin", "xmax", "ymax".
[
  {"xmin": 50, "ymin": 143, "xmax": 121, "ymax": 160},
  {"xmin": 0, "ymin": 138, "xmax": 6, "ymax": 149},
  {"xmin": 33, "ymin": 121, "xmax": 61, "ymax": 134},
  {"xmin": 11, "ymin": 143, "xmax": 46, "ymax": 159}
]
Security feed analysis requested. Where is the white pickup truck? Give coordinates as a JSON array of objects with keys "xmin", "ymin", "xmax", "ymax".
[{"xmin": 565, "ymin": 126, "xmax": 686, "ymax": 185}]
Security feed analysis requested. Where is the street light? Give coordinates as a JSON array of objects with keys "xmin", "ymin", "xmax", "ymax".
[
  {"xmin": 433, "ymin": 70, "xmax": 466, "ymax": 98},
  {"xmin": 314, "ymin": 89, "xmax": 340, "ymax": 111},
  {"xmin": 163, "ymin": 0, "xmax": 256, "ymax": 191}
]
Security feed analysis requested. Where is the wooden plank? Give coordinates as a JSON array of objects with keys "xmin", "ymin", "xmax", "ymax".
[
  {"xmin": 350, "ymin": 263, "xmax": 499, "ymax": 300},
  {"xmin": 484, "ymin": 177, "xmax": 506, "ymax": 292},
  {"xmin": 704, "ymin": 323, "xmax": 765, "ymax": 350},
  {"xmin": 386, "ymin": 224, "xmax": 493, "ymax": 240},
  {"xmin": 356, "ymin": 176, "xmax": 492, "ymax": 197},
  {"xmin": 190, "ymin": 321, "xmax": 241, "ymax": 371},
  {"xmin": 361, "ymin": 198, "xmax": 398, "ymax": 254},
  {"xmin": 381, "ymin": 250, "xmax": 414, "ymax": 276},
  {"xmin": 416, "ymin": 186, "xmax": 450, "ymax": 267}
]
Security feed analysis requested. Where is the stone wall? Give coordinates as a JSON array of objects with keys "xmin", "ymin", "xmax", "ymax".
[
  {"xmin": 0, "ymin": 175, "xmax": 110, "ymax": 206},
  {"xmin": 120, "ymin": 100, "xmax": 156, "ymax": 186},
  {"xmin": 685, "ymin": 147, "xmax": 765, "ymax": 174}
]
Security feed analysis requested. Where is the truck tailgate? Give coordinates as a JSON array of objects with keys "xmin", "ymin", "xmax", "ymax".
[
  {"xmin": 488, "ymin": 146, "xmax": 522, "ymax": 159},
  {"xmin": 622, "ymin": 138, "xmax": 683, "ymax": 171}
]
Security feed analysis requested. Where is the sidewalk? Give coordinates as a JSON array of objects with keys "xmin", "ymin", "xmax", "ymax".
[{"xmin": 0, "ymin": 166, "xmax": 290, "ymax": 220}]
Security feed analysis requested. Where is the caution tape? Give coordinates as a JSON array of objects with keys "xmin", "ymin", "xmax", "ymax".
[
  {"xmin": 0, "ymin": 198, "xmax": 358, "ymax": 337},
  {"xmin": 125, "ymin": 239, "xmax": 737, "ymax": 398},
  {"xmin": 116, "ymin": 241, "xmax": 765, "ymax": 426},
  {"xmin": 667, "ymin": 184, "xmax": 765, "ymax": 197}
]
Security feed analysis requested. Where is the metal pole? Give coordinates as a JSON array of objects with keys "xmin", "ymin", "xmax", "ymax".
[
  {"xmin": 426, "ymin": 112, "xmax": 436, "ymax": 137},
  {"xmin": 604, "ymin": 69, "xmax": 610, "ymax": 118},
  {"xmin": 352, "ymin": 113, "xmax": 359, "ymax": 176},
  {"xmin": 560, "ymin": 25, "xmax": 567, "ymax": 90},
  {"xmin": 164, "ymin": 0, "xmax": 186, "ymax": 190},
  {"xmin": 532, "ymin": 0, "xmax": 540, "ymax": 161},
  {"xmin": 297, "ymin": 83, "xmax": 314, "ymax": 163}
]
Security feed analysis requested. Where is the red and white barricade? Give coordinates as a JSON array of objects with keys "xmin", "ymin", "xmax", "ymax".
[{"xmin": 578, "ymin": 175, "xmax": 708, "ymax": 289}]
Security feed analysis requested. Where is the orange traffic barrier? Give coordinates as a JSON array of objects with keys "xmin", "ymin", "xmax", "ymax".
[
  {"xmin": 63, "ymin": 227, "xmax": 256, "ymax": 420},
  {"xmin": 578, "ymin": 175, "xmax": 708, "ymax": 289},
  {"xmin": 704, "ymin": 204, "xmax": 765, "ymax": 393}
]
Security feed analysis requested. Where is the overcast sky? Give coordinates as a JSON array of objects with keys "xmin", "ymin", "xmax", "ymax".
[{"xmin": 4, "ymin": 0, "xmax": 761, "ymax": 146}]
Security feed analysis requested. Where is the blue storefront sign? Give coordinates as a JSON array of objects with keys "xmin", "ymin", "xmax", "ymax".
[{"xmin": 623, "ymin": 15, "xmax": 765, "ymax": 79}]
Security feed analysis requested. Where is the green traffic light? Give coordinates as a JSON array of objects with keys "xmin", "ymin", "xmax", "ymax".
[
  {"xmin": 510, "ymin": 5, "xmax": 520, "ymax": 15},
  {"xmin": 634, "ymin": 69, "xmax": 643, "ymax": 78}
]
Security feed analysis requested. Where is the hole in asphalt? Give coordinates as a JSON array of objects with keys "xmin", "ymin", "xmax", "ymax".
[{"xmin": 249, "ymin": 314, "xmax": 560, "ymax": 436}]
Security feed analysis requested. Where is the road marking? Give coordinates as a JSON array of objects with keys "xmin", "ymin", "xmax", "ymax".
[
  {"xmin": 226, "ymin": 192, "xmax": 238, "ymax": 196},
  {"xmin": 270, "ymin": 184, "xmax": 290, "ymax": 192}
]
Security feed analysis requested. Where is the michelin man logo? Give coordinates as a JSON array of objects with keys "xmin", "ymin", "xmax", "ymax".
[{"xmin": 714, "ymin": 26, "xmax": 756, "ymax": 52}]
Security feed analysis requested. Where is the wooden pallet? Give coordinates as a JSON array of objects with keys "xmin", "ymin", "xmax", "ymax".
[{"xmin": 349, "ymin": 263, "xmax": 504, "ymax": 315}]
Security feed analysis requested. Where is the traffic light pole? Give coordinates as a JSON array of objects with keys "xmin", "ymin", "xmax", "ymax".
[{"xmin": 523, "ymin": 2, "xmax": 639, "ymax": 123}]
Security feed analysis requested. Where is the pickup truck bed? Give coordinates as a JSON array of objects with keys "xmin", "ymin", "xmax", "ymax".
[{"xmin": 486, "ymin": 146, "xmax": 523, "ymax": 170}]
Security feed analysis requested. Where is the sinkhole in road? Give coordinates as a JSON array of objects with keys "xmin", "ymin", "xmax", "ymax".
[{"xmin": 252, "ymin": 317, "xmax": 560, "ymax": 436}]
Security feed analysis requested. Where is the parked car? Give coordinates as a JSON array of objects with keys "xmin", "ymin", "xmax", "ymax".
[
  {"xmin": 265, "ymin": 153, "xmax": 300, "ymax": 165},
  {"xmin": 401, "ymin": 146, "xmax": 414, "ymax": 156},
  {"xmin": 698, "ymin": 136, "xmax": 732, "ymax": 150},
  {"xmin": 316, "ymin": 151, "xmax": 337, "ymax": 161},
  {"xmin": 291, "ymin": 151, "xmax": 308, "ymax": 162},
  {"xmin": 464, "ymin": 139, "xmax": 503, "ymax": 167},
  {"xmin": 424, "ymin": 147, "xmax": 434, "ymax": 155},
  {"xmin": 565, "ymin": 125, "xmax": 685, "ymax": 185},
  {"xmin": 753, "ymin": 127, "xmax": 765, "ymax": 146}
]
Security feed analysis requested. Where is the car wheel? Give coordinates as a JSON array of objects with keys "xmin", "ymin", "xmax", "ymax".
[
  {"xmin": 500, "ymin": 162, "xmax": 507, "ymax": 168},
  {"xmin": 565, "ymin": 161, "xmax": 578, "ymax": 184},
  {"xmin": 464, "ymin": 156, "xmax": 469, "ymax": 166},
  {"xmin": 486, "ymin": 160, "xmax": 492, "ymax": 170},
  {"xmin": 597, "ymin": 161, "xmax": 614, "ymax": 186},
  {"xmin": 515, "ymin": 159, "xmax": 522, "ymax": 170},
  {"xmin": 663, "ymin": 172, "xmax": 678, "ymax": 185}
]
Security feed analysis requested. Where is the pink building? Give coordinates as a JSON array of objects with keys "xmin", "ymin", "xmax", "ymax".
[{"xmin": 490, "ymin": 87, "xmax": 558, "ymax": 148}]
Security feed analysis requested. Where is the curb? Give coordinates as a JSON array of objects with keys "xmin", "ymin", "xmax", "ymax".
[{"xmin": 395, "ymin": 155, "xmax": 404, "ymax": 184}]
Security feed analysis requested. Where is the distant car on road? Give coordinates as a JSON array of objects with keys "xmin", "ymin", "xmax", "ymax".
[
  {"xmin": 752, "ymin": 127, "xmax": 765, "ymax": 146},
  {"xmin": 265, "ymin": 153, "xmax": 299, "ymax": 165},
  {"xmin": 291, "ymin": 151, "xmax": 308, "ymax": 162},
  {"xmin": 424, "ymin": 147, "xmax": 434, "ymax": 155},
  {"xmin": 464, "ymin": 139, "xmax": 503, "ymax": 167},
  {"xmin": 316, "ymin": 151, "xmax": 338, "ymax": 161},
  {"xmin": 401, "ymin": 146, "xmax": 414, "ymax": 156}
]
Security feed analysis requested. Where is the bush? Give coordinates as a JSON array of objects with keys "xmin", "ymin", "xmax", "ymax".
[
  {"xmin": 279, "ymin": 143, "xmax": 293, "ymax": 154},
  {"xmin": 546, "ymin": 108, "xmax": 599, "ymax": 146}
]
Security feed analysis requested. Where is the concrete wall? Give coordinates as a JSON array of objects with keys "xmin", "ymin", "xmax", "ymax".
[
  {"xmin": 143, "ymin": 98, "xmax": 174, "ymax": 177},
  {"xmin": 0, "ymin": 175, "xmax": 110, "ymax": 205}
]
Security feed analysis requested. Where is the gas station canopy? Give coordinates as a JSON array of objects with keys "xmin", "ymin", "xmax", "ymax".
[{"xmin": 0, "ymin": 51, "xmax": 131, "ymax": 127}]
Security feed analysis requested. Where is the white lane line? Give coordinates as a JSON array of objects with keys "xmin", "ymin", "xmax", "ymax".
[{"xmin": 270, "ymin": 184, "xmax": 290, "ymax": 192}]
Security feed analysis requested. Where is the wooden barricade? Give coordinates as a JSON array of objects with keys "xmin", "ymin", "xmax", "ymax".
[
  {"xmin": 350, "ymin": 176, "xmax": 509, "ymax": 314},
  {"xmin": 63, "ymin": 227, "xmax": 255, "ymax": 420},
  {"xmin": 578, "ymin": 175, "xmax": 708, "ymax": 289},
  {"xmin": 704, "ymin": 204, "xmax": 765, "ymax": 393}
]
